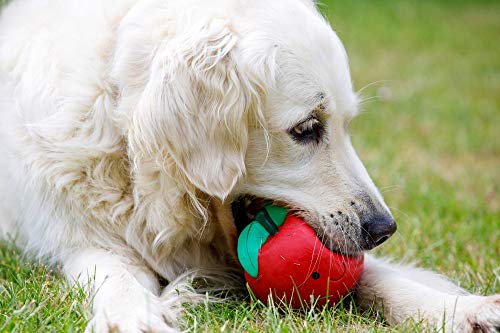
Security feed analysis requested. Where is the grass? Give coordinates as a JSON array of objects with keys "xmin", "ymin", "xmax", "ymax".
[
  {"xmin": 0, "ymin": 245, "xmax": 90, "ymax": 332},
  {"xmin": 1, "ymin": 0, "xmax": 499, "ymax": 332}
]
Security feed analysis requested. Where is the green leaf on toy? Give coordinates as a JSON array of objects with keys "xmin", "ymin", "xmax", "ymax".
[
  {"xmin": 265, "ymin": 205, "xmax": 288, "ymax": 227},
  {"xmin": 237, "ymin": 221, "xmax": 270, "ymax": 278}
]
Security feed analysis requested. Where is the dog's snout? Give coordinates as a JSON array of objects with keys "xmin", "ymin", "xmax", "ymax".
[{"xmin": 361, "ymin": 213, "xmax": 397, "ymax": 250}]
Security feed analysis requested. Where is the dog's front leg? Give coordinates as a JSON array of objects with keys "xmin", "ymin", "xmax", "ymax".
[
  {"xmin": 355, "ymin": 254, "xmax": 500, "ymax": 332},
  {"xmin": 63, "ymin": 248, "xmax": 190, "ymax": 333}
]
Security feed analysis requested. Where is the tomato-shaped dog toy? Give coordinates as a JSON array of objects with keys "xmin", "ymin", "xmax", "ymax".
[{"xmin": 237, "ymin": 204, "xmax": 364, "ymax": 308}]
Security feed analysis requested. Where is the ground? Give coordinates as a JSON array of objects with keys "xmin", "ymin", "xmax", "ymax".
[{"xmin": 0, "ymin": 0, "xmax": 499, "ymax": 332}]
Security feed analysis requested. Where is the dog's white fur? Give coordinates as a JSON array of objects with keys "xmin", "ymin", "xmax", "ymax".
[{"xmin": 0, "ymin": 0, "xmax": 498, "ymax": 332}]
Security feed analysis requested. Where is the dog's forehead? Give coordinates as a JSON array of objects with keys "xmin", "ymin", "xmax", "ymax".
[
  {"xmin": 271, "ymin": 34, "xmax": 358, "ymax": 128},
  {"xmin": 237, "ymin": 0, "xmax": 358, "ymax": 128}
]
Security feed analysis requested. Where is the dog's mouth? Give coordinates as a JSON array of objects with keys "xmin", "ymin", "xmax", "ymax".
[
  {"xmin": 231, "ymin": 195, "xmax": 271, "ymax": 235},
  {"xmin": 230, "ymin": 195, "xmax": 360, "ymax": 256}
]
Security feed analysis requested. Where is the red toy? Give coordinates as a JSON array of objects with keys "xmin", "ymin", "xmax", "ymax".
[{"xmin": 237, "ymin": 204, "xmax": 364, "ymax": 308}]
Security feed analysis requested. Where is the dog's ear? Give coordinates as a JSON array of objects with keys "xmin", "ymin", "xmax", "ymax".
[{"xmin": 129, "ymin": 19, "xmax": 256, "ymax": 200}]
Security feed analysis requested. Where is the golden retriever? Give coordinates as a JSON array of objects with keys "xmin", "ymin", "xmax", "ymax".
[{"xmin": 0, "ymin": 0, "xmax": 498, "ymax": 332}]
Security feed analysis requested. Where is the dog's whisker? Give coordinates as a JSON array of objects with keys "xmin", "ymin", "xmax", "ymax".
[
  {"xmin": 388, "ymin": 206, "xmax": 411, "ymax": 220},
  {"xmin": 379, "ymin": 185, "xmax": 400, "ymax": 194},
  {"xmin": 356, "ymin": 79, "xmax": 392, "ymax": 95},
  {"xmin": 357, "ymin": 95, "xmax": 382, "ymax": 106}
]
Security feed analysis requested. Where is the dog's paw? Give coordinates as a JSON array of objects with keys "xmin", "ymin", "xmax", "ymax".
[
  {"xmin": 445, "ymin": 294, "xmax": 500, "ymax": 333},
  {"xmin": 85, "ymin": 296, "xmax": 179, "ymax": 333}
]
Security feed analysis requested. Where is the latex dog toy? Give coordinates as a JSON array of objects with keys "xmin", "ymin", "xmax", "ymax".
[{"xmin": 237, "ymin": 204, "xmax": 364, "ymax": 308}]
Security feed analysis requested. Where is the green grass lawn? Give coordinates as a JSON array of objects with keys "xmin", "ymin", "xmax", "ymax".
[{"xmin": 1, "ymin": 0, "xmax": 499, "ymax": 332}]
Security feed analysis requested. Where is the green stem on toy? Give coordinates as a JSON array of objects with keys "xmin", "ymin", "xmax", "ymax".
[
  {"xmin": 237, "ymin": 204, "xmax": 289, "ymax": 278},
  {"xmin": 254, "ymin": 210, "xmax": 279, "ymax": 235}
]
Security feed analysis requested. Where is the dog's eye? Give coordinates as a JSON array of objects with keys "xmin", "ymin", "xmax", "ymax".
[{"xmin": 289, "ymin": 116, "xmax": 324, "ymax": 144}]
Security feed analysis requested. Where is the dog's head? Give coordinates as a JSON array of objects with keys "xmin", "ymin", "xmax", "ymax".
[{"xmin": 115, "ymin": 0, "xmax": 396, "ymax": 255}]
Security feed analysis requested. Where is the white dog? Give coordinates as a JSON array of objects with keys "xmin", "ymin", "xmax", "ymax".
[{"xmin": 0, "ymin": 0, "xmax": 498, "ymax": 332}]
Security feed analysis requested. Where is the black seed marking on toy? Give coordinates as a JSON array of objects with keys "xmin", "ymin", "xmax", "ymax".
[{"xmin": 312, "ymin": 272, "xmax": 320, "ymax": 280}]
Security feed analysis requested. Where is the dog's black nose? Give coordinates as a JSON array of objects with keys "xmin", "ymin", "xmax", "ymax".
[{"xmin": 361, "ymin": 213, "xmax": 397, "ymax": 250}]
